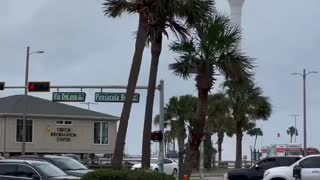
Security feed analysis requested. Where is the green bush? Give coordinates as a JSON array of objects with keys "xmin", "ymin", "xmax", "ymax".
[{"xmin": 81, "ymin": 169, "xmax": 175, "ymax": 180}]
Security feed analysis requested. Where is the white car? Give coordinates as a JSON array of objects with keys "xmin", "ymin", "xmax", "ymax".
[
  {"xmin": 263, "ymin": 154, "xmax": 320, "ymax": 180},
  {"xmin": 131, "ymin": 158, "xmax": 178, "ymax": 176}
]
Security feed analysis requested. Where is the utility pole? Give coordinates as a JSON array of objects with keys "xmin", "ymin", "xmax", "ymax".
[
  {"xmin": 289, "ymin": 115, "xmax": 300, "ymax": 143},
  {"xmin": 291, "ymin": 69, "xmax": 318, "ymax": 156},
  {"xmin": 22, "ymin": 46, "xmax": 44, "ymax": 155}
]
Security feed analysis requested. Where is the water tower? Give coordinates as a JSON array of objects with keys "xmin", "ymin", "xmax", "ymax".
[{"xmin": 228, "ymin": 0, "xmax": 245, "ymax": 26}]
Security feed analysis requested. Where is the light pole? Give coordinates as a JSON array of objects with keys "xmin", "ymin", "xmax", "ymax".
[
  {"xmin": 291, "ymin": 69, "xmax": 318, "ymax": 156},
  {"xmin": 22, "ymin": 46, "xmax": 44, "ymax": 155},
  {"xmin": 289, "ymin": 115, "xmax": 300, "ymax": 143},
  {"xmin": 159, "ymin": 80, "xmax": 165, "ymax": 173}
]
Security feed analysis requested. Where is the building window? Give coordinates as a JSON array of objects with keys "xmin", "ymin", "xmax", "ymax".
[
  {"xmin": 56, "ymin": 120, "xmax": 64, "ymax": 125},
  {"xmin": 56, "ymin": 120, "xmax": 72, "ymax": 125},
  {"xmin": 64, "ymin": 121, "xmax": 72, "ymax": 125},
  {"xmin": 94, "ymin": 122, "xmax": 108, "ymax": 144},
  {"xmin": 16, "ymin": 119, "xmax": 33, "ymax": 143}
]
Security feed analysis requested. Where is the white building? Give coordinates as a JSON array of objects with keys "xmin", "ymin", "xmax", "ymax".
[{"xmin": 0, "ymin": 95, "xmax": 119, "ymax": 157}]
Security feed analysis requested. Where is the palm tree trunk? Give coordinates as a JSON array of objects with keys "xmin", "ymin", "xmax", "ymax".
[
  {"xmin": 178, "ymin": 135, "xmax": 185, "ymax": 180},
  {"xmin": 184, "ymin": 74, "xmax": 209, "ymax": 177},
  {"xmin": 290, "ymin": 135, "xmax": 293, "ymax": 143},
  {"xmin": 164, "ymin": 140, "xmax": 167, "ymax": 155},
  {"xmin": 235, "ymin": 124, "xmax": 243, "ymax": 169},
  {"xmin": 112, "ymin": 13, "xmax": 148, "ymax": 170},
  {"xmin": 217, "ymin": 131, "xmax": 224, "ymax": 161},
  {"xmin": 254, "ymin": 135, "xmax": 257, "ymax": 151},
  {"xmin": 204, "ymin": 133, "xmax": 212, "ymax": 169},
  {"xmin": 141, "ymin": 29, "xmax": 163, "ymax": 169},
  {"xmin": 173, "ymin": 138, "xmax": 176, "ymax": 152}
]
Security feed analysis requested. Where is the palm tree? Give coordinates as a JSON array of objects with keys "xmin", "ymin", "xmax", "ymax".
[
  {"xmin": 287, "ymin": 126, "xmax": 298, "ymax": 143},
  {"xmin": 154, "ymin": 95, "xmax": 197, "ymax": 180},
  {"xmin": 169, "ymin": 14, "xmax": 254, "ymax": 176},
  {"xmin": 247, "ymin": 127, "xmax": 263, "ymax": 152},
  {"xmin": 164, "ymin": 130, "xmax": 173, "ymax": 154},
  {"xmin": 142, "ymin": 0, "xmax": 214, "ymax": 169},
  {"xmin": 207, "ymin": 93, "xmax": 234, "ymax": 162},
  {"xmin": 103, "ymin": 0, "xmax": 151, "ymax": 169},
  {"xmin": 224, "ymin": 82, "xmax": 272, "ymax": 168}
]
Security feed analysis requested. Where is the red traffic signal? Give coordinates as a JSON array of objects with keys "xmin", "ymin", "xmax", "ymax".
[
  {"xmin": 28, "ymin": 82, "xmax": 50, "ymax": 92},
  {"xmin": 151, "ymin": 131, "xmax": 163, "ymax": 142}
]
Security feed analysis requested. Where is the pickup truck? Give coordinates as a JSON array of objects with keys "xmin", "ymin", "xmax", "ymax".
[
  {"xmin": 224, "ymin": 156, "xmax": 301, "ymax": 180},
  {"xmin": 263, "ymin": 154, "xmax": 320, "ymax": 180}
]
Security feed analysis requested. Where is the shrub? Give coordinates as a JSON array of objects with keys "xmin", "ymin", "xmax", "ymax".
[{"xmin": 82, "ymin": 169, "xmax": 175, "ymax": 180}]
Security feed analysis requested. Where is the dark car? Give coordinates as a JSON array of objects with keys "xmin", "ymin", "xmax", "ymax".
[
  {"xmin": 16, "ymin": 155, "xmax": 92, "ymax": 177},
  {"xmin": 225, "ymin": 156, "xmax": 301, "ymax": 180},
  {"xmin": 61, "ymin": 154, "xmax": 81, "ymax": 162},
  {"xmin": 0, "ymin": 159, "xmax": 80, "ymax": 180}
]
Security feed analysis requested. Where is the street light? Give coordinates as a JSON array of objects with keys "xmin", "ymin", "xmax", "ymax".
[
  {"xmin": 22, "ymin": 46, "xmax": 44, "ymax": 155},
  {"xmin": 289, "ymin": 115, "xmax": 300, "ymax": 143},
  {"xmin": 291, "ymin": 69, "xmax": 318, "ymax": 156}
]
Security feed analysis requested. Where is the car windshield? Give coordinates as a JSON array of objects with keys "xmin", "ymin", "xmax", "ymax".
[
  {"xmin": 34, "ymin": 163, "xmax": 67, "ymax": 177},
  {"xmin": 51, "ymin": 157, "xmax": 88, "ymax": 170}
]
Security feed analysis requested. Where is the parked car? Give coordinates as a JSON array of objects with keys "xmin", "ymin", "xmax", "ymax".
[
  {"xmin": 131, "ymin": 158, "xmax": 178, "ymax": 176},
  {"xmin": 61, "ymin": 154, "xmax": 81, "ymax": 162},
  {"xmin": 263, "ymin": 154, "xmax": 320, "ymax": 180},
  {"xmin": 224, "ymin": 156, "xmax": 301, "ymax": 180},
  {"xmin": 0, "ymin": 159, "xmax": 80, "ymax": 180},
  {"xmin": 16, "ymin": 155, "xmax": 92, "ymax": 177}
]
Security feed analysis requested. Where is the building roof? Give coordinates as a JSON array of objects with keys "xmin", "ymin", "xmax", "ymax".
[{"xmin": 0, "ymin": 95, "xmax": 119, "ymax": 120}]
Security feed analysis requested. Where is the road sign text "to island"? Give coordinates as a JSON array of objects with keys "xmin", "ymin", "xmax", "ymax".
[{"xmin": 95, "ymin": 92, "xmax": 140, "ymax": 103}]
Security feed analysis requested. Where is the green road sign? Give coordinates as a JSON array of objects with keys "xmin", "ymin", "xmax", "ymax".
[
  {"xmin": 52, "ymin": 92, "xmax": 86, "ymax": 102},
  {"xmin": 95, "ymin": 92, "xmax": 140, "ymax": 103}
]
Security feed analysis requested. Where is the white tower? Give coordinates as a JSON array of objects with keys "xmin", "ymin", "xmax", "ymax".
[{"xmin": 228, "ymin": 0, "xmax": 245, "ymax": 26}]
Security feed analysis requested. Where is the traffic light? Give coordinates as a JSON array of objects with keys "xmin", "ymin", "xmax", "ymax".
[
  {"xmin": 0, "ymin": 82, "xmax": 4, "ymax": 90},
  {"xmin": 151, "ymin": 131, "xmax": 163, "ymax": 142},
  {"xmin": 28, "ymin": 81, "xmax": 50, "ymax": 92}
]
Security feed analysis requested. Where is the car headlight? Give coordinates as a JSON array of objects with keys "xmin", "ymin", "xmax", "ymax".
[{"xmin": 264, "ymin": 171, "xmax": 270, "ymax": 178}]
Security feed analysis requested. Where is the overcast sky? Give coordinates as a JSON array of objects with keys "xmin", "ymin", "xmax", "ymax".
[{"xmin": 1, "ymin": 0, "xmax": 320, "ymax": 160}]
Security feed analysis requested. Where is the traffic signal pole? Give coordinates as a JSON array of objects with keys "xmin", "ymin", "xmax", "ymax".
[
  {"xmin": 5, "ymin": 81, "xmax": 165, "ymax": 169},
  {"xmin": 22, "ymin": 46, "xmax": 30, "ymax": 155},
  {"xmin": 159, "ymin": 80, "xmax": 165, "ymax": 173}
]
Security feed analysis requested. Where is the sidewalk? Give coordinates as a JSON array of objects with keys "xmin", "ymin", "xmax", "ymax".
[{"xmin": 190, "ymin": 168, "xmax": 228, "ymax": 177}]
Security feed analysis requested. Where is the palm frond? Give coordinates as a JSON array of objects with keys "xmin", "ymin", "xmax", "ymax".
[
  {"xmin": 169, "ymin": 39, "xmax": 199, "ymax": 79},
  {"xmin": 217, "ymin": 49, "xmax": 255, "ymax": 86},
  {"xmin": 208, "ymin": 14, "xmax": 241, "ymax": 50},
  {"xmin": 169, "ymin": 60, "xmax": 193, "ymax": 79},
  {"xmin": 166, "ymin": 19, "xmax": 189, "ymax": 40},
  {"xmin": 176, "ymin": 0, "xmax": 215, "ymax": 27},
  {"xmin": 103, "ymin": 0, "xmax": 137, "ymax": 17},
  {"xmin": 170, "ymin": 39, "xmax": 196, "ymax": 54}
]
